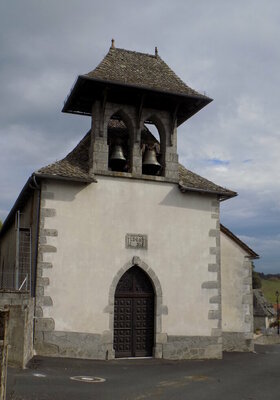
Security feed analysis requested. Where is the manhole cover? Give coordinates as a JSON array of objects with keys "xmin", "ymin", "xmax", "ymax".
[{"xmin": 70, "ymin": 376, "xmax": 106, "ymax": 383}]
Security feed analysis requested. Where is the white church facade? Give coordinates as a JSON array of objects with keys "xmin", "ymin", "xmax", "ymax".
[{"xmin": 0, "ymin": 43, "xmax": 258, "ymax": 362}]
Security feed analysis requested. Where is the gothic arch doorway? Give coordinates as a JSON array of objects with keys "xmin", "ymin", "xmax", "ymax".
[{"xmin": 114, "ymin": 266, "xmax": 155, "ymax": 358}]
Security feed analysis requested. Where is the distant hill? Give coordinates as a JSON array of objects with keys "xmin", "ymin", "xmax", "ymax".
[
  {"xmin": 260, "ymin": 278, "xmax": 280, "ymax": 304},
  {"xmin": 259, "ymin": 273, "xmax": 280, "ymax": 280}
]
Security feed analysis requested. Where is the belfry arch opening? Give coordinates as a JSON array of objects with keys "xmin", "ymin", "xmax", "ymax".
[
  {"xmin": 142, "ymin": 120, "xmax": 163, "ymax": 176},
  {"xmin": 107, "ymin": 113, "xmax": 132, "ymax": 172},
  {"xmin": 113, "ymin": 266, "xmax": 155, "ymax": 358}
]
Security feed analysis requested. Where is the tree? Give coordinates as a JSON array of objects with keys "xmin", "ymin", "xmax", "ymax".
[
  {"xmin": 0, "ymin": 219, "xmax": 2, "ymax": 231},
  {"xmin": 253, "ymin": 271, "xmax": 262, "ymax": 289},
  {"xmin": 252, "ymin": 262, "xmax": 262, "ymax": 289}
]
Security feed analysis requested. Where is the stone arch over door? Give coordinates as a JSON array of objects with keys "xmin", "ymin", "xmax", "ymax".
[
  {"xmin": 107, "ymin": 256, "xmax": 167, "ymax": 359},
  {"xmin": 114, "ymin": 266, "xmax": 155, "ymax": 357}
]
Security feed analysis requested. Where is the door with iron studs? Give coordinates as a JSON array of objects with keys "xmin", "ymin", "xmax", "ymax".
[{"xmin": 114, "ymin": 266, "xmax": 155, "ymax": 358}]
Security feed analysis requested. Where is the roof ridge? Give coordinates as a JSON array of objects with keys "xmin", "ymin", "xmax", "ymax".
[
  {"xmin": 83, "ymin": 46, "xmax": 206, "ymax": 101},
  {"xmin": 110, "ymin": 47, "xmax": 158, "ymax": 59},
  {"xmin": 89, "ymin": 47, "xmax": 158, "ymax": 76},
  {"xmin": 64, "ymin": 44, "xmax": 212, "ymax": 120}
]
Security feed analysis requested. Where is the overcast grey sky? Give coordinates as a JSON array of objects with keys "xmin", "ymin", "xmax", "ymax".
[{"xmin": 0, "ymin": 0, "xmax": 279, "ymax": 273}]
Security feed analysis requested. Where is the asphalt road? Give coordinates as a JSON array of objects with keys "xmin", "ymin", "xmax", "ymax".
[{"xmin": 6, "ymin": 344, "xmax": 280, "ymax": 400}]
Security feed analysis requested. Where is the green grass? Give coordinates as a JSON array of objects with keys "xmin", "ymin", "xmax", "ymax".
[{"xmin": 261, "ymin": 279, "xmax": 280, "ymax": 304}]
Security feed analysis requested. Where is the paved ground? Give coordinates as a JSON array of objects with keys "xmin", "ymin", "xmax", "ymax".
[{"xmin": 6, "ymin": 344, "xmax": 280, "ymax": 400}]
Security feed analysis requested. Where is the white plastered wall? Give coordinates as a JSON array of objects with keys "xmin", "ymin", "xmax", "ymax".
[
  {"xmin": 41, "ymin": 176, "xmax": 218, "ymax": 337},
  {"xmin": 221, "ymin": 231, "xmax": 251, "ymax": 333}
]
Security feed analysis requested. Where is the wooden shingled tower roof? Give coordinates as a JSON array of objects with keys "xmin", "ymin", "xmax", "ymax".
[
  {"xmin": 85, "ymin": 42, "xmax": 202, "ymax": 97},
  {"xmin": 63, "ymin": 41, "xmax": 212, "ymax": 125}
]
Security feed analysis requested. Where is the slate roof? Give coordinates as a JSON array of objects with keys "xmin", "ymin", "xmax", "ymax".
[
  {"xmin": 36, "ymin": 126, "xmax": 236, "ymax": 198},
  {"xmin": 253, "ymin": 289, "xmax": 276, "ymax": 318},
  {"xmin": 36, "ymin": 133, "xmax": 92, "ymax": 182},
  {"xmin": 63, "ymin": 44, "xmax": 212, "ymax": 125},
  {"xmin": 220, "ymin": 224, "xmax": 259, "ymax": 258},
  {"xmin": 178, "ymin": 165, "xmax": 236, "ymax": 198},
  {"xmin": 84, "ymin": 46, "xmax": 207, "ymax": 99},
  {"xmin": 1, "ymin": 125, "xmax": 236, "ymax": 238}
]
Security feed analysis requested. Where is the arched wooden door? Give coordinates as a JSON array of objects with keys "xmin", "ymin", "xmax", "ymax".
[{"xmin": 114, "ymin": 266, "xmax": 155, "ymax": 358}]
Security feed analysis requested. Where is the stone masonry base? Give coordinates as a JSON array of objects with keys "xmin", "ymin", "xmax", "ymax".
[
  {"xmin": 34, "ymin": 330, "xmax": 114, "ymax": 360},
  {"xmin": 222, "ymin": 332, "xmax": 254, "ymax": 352},
  {"xmin": 35, "ymin": 331, "xmax": 223, "ymax": 360},
  {"xmin": 162, "ymin": 335, "xmax": 222, "ymax": 360}
]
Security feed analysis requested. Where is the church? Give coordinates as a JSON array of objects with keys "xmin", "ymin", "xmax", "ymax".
[{"xmin": 0, "ymin": 42, "xmax": 258, "ymax": 362}]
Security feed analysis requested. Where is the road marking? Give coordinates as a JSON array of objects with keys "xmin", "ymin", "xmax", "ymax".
[
  {"xmin": 186, "ymin": 375, "xmax": 210, "ymax": 382},
  {"xmin": 32, "ymin": 373, "xmax": 46, "ymax": 378},
  {"xmin": 70, "ymin": 376, "xmax": 106, "ymax": 383}
]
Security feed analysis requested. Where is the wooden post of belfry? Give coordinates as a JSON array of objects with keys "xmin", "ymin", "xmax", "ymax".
[{"xmin": 0, "ymin": 308, "xmax": 9, "ymax": 400}]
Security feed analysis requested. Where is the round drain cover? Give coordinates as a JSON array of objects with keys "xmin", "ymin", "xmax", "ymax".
[
  {"xmin": 33, "ymin": 373, "xmax": 46, "ymax": 378},
  {"xmin": 70, "ymin": 376, "xmax": 106, "ymax": 383}
]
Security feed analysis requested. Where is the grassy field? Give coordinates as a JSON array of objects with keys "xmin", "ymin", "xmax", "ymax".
[{"xmin": 261, "ymin": 279, "xmax": 280, "ymax": 304}]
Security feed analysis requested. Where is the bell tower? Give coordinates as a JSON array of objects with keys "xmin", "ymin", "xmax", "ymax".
[{"xmin": 62, "ymin": 41, "xmax": 212, "ymax": 182}]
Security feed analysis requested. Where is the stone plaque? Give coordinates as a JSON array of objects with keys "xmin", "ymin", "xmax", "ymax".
[{"xmin": 126, "ymin": 234, "xmax": 148, "ymax": 249}]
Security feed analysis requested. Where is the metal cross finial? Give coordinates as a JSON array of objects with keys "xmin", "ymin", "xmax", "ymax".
[{"xmin": 155, "ymin": 46, "xmax": 158, "ymax": 57}]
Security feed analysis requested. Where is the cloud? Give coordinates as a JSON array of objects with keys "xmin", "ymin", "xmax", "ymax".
[
  {"xmin": 239, "ymin": 234, "xmax": 280, "ymax": 274},
  {"xmin": 206, "ymin": 159, "xmax": 230, "ymax": 166},
  {"xmin": 0, "ymin": 0, "xmax": 279, "ymax": 273}
]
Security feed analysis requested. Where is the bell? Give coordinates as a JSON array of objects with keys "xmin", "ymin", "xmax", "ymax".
[
  {"xmin": 110, "ymin": 144, "xmax": 126, "ymax": 171},
  {"xmin": 142, "ymin": 148, "xmax": 161, "ymax": 175}
]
